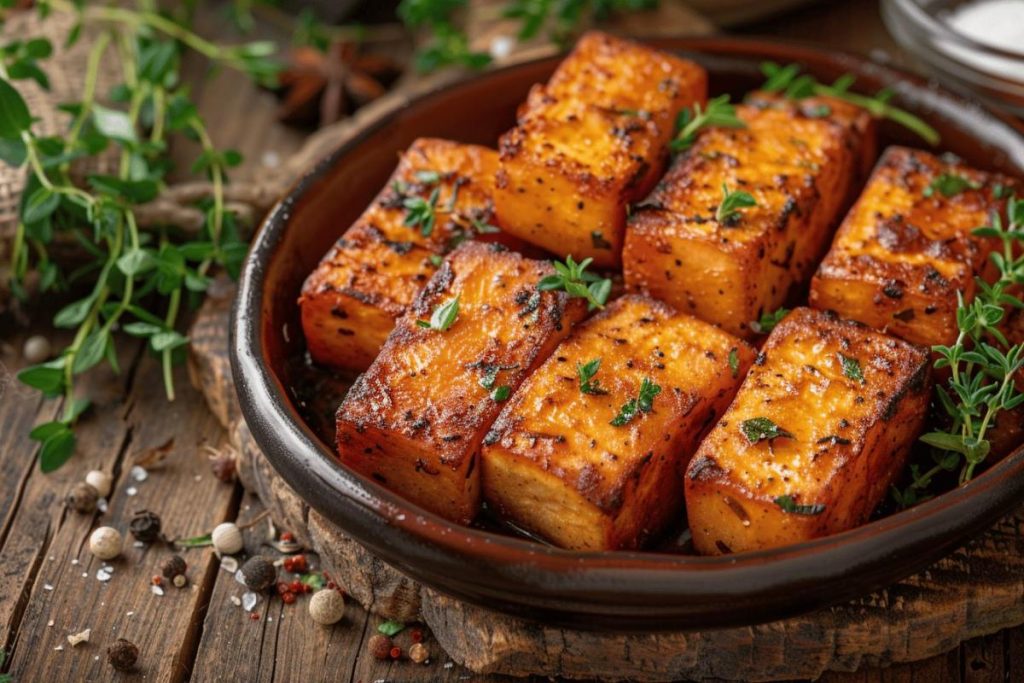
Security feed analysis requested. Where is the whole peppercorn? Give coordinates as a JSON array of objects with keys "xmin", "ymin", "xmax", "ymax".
[
  {"xmin": 89, "ymin": 527, "xmax": 122, "ymax": 560},
  {"xmin": 172, "ymin": 574, "xmax": 188, "ymax": 588},
  {"xmin": 368, "ymin": 634, "xmax": 392, "ymax": 660},
  {"xmin": 85, "ymin": 470, "xmax": 113, "ymax": 498},
  {"xmin": 389, "ymin": 646, "xmax": 402, "ymax": 660},
  {"xmin": 107, "ymin": 638, "xmax": 139, "ymax": 672},
  {"xmin": 408, "ymin": 642, "xmax": 429, "ymax": 664},
  {"xmin": 22, "ymin": 334, "xmax": 52, "ymax": 364},
  {"xmin": 128, "ymin": 510, "xmax": 162, "ymax": 543},
  {"xmin": 151, "ymin": 575, "xmax": 163, "ymax": 586},
  {"xmin": 211, "ymin": 522, "xmax": 244, "ymax": 555},
  {"xmin": 161, "ymin": 555, "xmax": 187, "ymax": 581},
  {"xmin": 210, "ymin": 454, "xmax": 236, "ymax": 483},
  {"xmin": 66, "ymin": 482, "xmax": 99, "ymax": 513},
  {"xmin": 282, "ymin": 591, "xmax": 296, "ymax": 605},
  {"xmin": 240, "ymin": 556, "xmax": 277, "ymax": 592},
  {"xmin": 309, "ymin": 589, "xmax": 345, "ymax": 625}
]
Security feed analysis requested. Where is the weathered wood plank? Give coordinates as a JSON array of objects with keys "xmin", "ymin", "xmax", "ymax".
[
  {"xmin": 0, "ymin": 329, "xmax": 141, "ymax": 652},
  {"xmin": 5, "ymin": 357, "xmax": 235, "ymax": 682},
  {"xmin": 960, "ymin": 632, "xmax": 1004, "ymax": 683}
]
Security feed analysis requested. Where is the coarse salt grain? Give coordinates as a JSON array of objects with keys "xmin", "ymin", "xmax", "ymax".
[
  {"xmin": 44, "ymin": 583, "xmax": 54, "ymax": 591},
  {"xmin": 151, "ymin": 584, "xmax": 164, "ymax": 597},
  {"xmin": 96, "ymin": 570, "xmax": 111, "ymax": 582},
  {"xmin": 126, "ymin": 486, "xmax": 138, "ymax": 496},
  {"xmin": 242, "ymin": 592, "xmax": 258, "ymax": 612},
  {"xmin": 130, "ymin": 465, "xmax": 148, "ymax": 482}
]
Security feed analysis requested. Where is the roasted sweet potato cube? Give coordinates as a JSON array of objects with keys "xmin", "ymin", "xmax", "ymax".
[
  {"xmin": 495, "ymin": 31, "xmax": 706, "ymax": 268},
  {"xmin": 810, "ymin": 146, "xmax": 1017, "ymax": 347},
  {"xmin": 300, "ymin": 138, "xmax": 518, "ymax": 371},
  {"xmin": 684, "ymin": 307, "xmax": 931, "ymax": 555},
  {"xmin": 481, "ymin": 295, "xmax": 755, "ymax": 550},
  {"xmin": 623, "ymin": 96, "xmax": 873, "ymax": 338},
  {"xmin": 335, "ymin": 242, "xmax": 587, "ymax": 523}
]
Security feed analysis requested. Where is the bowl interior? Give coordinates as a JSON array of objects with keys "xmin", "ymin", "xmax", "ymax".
[{"xmin": 238, "ymin": 37, "xmax": 1024, "ymax": 628}]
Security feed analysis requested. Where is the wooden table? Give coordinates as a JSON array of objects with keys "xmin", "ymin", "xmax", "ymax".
[{"xmin": 1, "ymin": 1, "xmax": 1021, "ymax": 680}]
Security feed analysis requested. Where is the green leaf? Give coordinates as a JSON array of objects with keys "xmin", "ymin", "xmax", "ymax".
[
  {"xmin": 123, "ymin": 321, "xmax": 163, "ymax": 337},
  {"xmin": 17, "ymin": 359, "xmax": 65, "ymax": 396},
  {"xmin": 72, "ymin": 328, "xmax": 108, "ymax": 375},
  {"xmin": 151, "ymin": 331, "xmax": 189, "ymax": 352},
  {"xmin": 923, "ymin": 173, "xmax": 980, "ymax": 198},
  {"xmin": 88, "ymin": 175, "xmax": 158, "ymax": 203},
  {"xmin": 117, "ymin": 248, "xmax": 156, "ymax": 276},
  {"xmin": 751, "ymin": 306, "xmax": 789, "ymax": 335},
  {"xmin": 728, "ymin": 347, "xmax": 740, "ymax": 378},
  {"xmin": 838, "ymin": 353, "xmax": 865, "ymax": 383},
  {"xmin": 22, "ymin": 186, "xmax": 60, "ymax": 224},
  {"xmin": 38, "ymin": 425, "xmax": 75, "ymax": 473},
  {"xmin": 377, "ymin": 620, "xmax": 406, "ymax": 637},
  {"xmin": 715, "ymin": 183, "xmax": 757, "ymax": 224},
  {"xmin": 29, "ymin": 420, "xmax": 66, "ymax": 442},
  {"xmin": 610, "ymin": 377, "xmax": 661, "ymax": 426},
  {"xmin": 91, "ymin": 104, "xmax": 136, "ymax": 143},
  {"xmin": 416, "ymin": 296, "xmax": 460, "ymax": 332},
  {"xmin": 490, "ymin": 385, "xmax": 511, "ymax": 401},
  {"xmin": 0, "ymin": 76, "xmax": 32, "ymax": 139},
  {"xmin": 0, "ymin": 136, "xmax": 27, "ymax": 165},
  {"xmin": 773, "ymin": 495, "xmax": 825, "ymax": 516},
  {"xmin": 671, "ymin": 94, "xmax": 746, "ymax": 152},
  {"xmin": 24, "ymin": 37, "xmax": 53, "ymax": 59},
  {"xmin": 53, "ymin": 296, "xmax": 93, "ymax": 328},
  {"xmin": 577, "ymin": 358, "xmax": 607, "ymax": 395},
  {"xmin": 740, "ymin": 417, "xmax": 794, "ymax": 444}
]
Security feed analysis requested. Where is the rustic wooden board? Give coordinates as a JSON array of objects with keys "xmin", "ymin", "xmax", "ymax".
[{"xmin": 186, "ymin": 295, "xmax": 1024, "ymax": 682}]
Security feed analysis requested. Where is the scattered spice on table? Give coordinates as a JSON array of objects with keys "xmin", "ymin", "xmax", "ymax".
[{"xmin": 107, "ymin": 638, "xmax": 139, "ymax": 672}]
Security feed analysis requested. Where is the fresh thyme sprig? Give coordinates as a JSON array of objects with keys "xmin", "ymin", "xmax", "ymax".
[
  {"xmin": 670, "ymin": 94, "xmax": 746, "ymax": 153},
  {"xmin": 416, "ymin": 295, "xmax": 460, "ymax": 331},
  {"xmin": 893, "ymin": 194, "xmax": 1024, "ymax": 507},
  {"xmin": 537, "ymin": 255, "xmax": 611, "ymax": 311},
  {"xmin": 758, "ymin": 61, "xmax": 940, "ymax": 146},
  {"xmin": 403, "ymin": 186, "xmax": 441, "ymax": 237},
  {"xmin": 6, "ymin": 3, "xmax": 278, "ymax": 472},
  {"xmin": 715, "ymin": 183, "xmax": 756, "ymax": 225}
]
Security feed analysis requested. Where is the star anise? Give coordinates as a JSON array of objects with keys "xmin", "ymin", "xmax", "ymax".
[{"xmin": 275, "ymin": 41, "xmax": 400, "ymax": 128}]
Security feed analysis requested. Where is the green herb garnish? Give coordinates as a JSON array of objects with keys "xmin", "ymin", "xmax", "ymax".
[
  {"xmin": 403, "ymin": 186, "xmax": 441, "ymax": 237},
  {"xmin": 378, "ymin": 620, "xmax": 406, "ymax": 637},
  {"xmin": 670, "ymin": 94, "xmax": 746, "ymax": 152},
  {"xmin": 774, "ymin": 495, "xmax": 825, "ymax": 516},
  {"xmin": 716, "ymin": 183, "xmax": 757, "ymax": 225},
  {"xmin": 577, "ymin": 358, "xmax": 607, "ymax": 395},
  {"xmin": 610, "ymin": 377, "xmax": 661, "ymax": 426},
  {"xmin": 751, "ymin": 306, "xmax": 790, "ymax": 335},
  {"xmin": 537, "ymin": 255, "xmax": 612, "ymax": 311},
  {"xmin": 923, "ymin": 173, "xmax": 981, "ymax": 198},
  {"xmin": 893, "ymin": 194, "xmax": 1024, "ymax": 507},
  {"xmin": 759, "ymin": 61, "xmax": 940, "ymax": 146},
  {"xmin": 490, "ymin": 385, "xmax": 512, "ymax": 401},
  {"xmin": 838, "ymin": 353, "xmax": 865, "ymax": 383},
  {"xmin": 741, "ymin": 417, "xmax": 794, "ymax": 444},
  {"xmin": 728, "ymin": 347, "xmax": 740, "ymax": 378},
  {"xmin": 416, "ymin": 296, "xmax": 460, "ymax": 332}
]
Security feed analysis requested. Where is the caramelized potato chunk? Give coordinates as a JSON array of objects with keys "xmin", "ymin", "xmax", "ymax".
[
  {"xmin": 623, "ymin": 95, "xmax": 874, "ymax": 338},
  {"xmin": 335, "ymin": 242, "xmax": 587, "ymax": 523},
  {"xmin": 482, "ymin": 295, "xmax": 754, "ymax": 550},
  {"xmin": 300, "ymin": 138, "xmax": 513, "ymax": 371},
  {"xmin": 810, "ymin": 146, "xmax": 1016, "ymax": 347},
  {"xmin": 685, "ymin": 308, "xmax": 931, "ymax": 555},
  {"xmin": 495, "ymin": 31, "xmax": 706, "ymax": 268}
]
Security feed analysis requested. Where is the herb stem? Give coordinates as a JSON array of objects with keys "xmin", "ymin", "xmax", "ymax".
[
  {"xmin": 64, "ymin": 31, "xmax": 111, "ymax": 165},
  {"xmin": 812, "ymin": 83, "xmax": 940, "ymax": 146}
]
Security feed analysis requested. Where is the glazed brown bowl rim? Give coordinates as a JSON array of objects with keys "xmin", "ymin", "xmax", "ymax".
[{"xmin": 232, "ymin": 35, "xmax": 1024, "ymax": 630}]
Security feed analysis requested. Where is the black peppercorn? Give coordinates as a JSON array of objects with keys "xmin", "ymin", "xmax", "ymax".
[
  {"xmin": 240, "ymin": 556, "xmax": 277, "ymax": 592},
  {"xmin": 129, "ymin": 509, "xmax": 162, "ymax": 543},
  {"xmin": 107, "ymin": 638, "xmax": 139, "ymax": 672},
  {"xmin": 368, "ymin": 634, "xmax": 392, "ymax": 660},
  {"xmin": 211, "ymin": 454, "xmax": 236, "ymax": 483},
  {"xmin": 161, "ymin": 554, "xmax": 187, "ymax": 581},
  {"xmin": 66, "ymin": 482, "xmax": 99, "ymax": 513}
]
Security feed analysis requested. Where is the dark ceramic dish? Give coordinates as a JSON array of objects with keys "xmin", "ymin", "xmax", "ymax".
[{"xmin": 232, "ymin": 37, "xmax": 1024, "ymax": 630}]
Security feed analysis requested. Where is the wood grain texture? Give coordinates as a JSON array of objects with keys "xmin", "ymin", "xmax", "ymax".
[{"xmin": 187, "ymin": 296, "xmax": 1024, "ymax": 681}]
